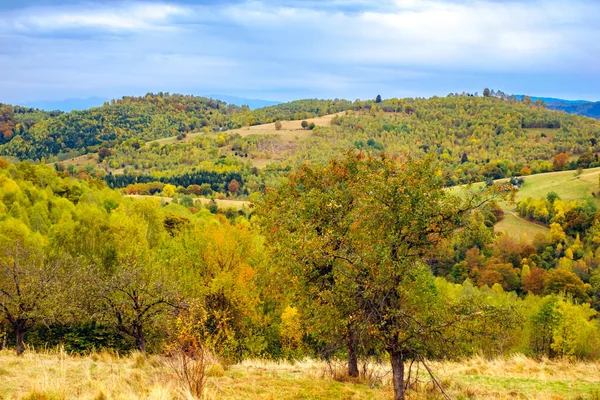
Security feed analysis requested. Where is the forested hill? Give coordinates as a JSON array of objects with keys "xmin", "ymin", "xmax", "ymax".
[
  {"xmin": 0, "ymin": 94, "xmax": 354, "ymax": 161},
  {"xmin": 2, "ymin": 93, "xmax": 600, "ymax": 170},
  {"xmin": 0, "ymin": 104, "xmax": 61, "ymax": 146},
  {"xmin": 0, "ymin": 94, "xmax": 242, "ymax": 161}
]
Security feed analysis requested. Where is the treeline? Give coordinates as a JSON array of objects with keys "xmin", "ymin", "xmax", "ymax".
[{"xmin": 104, "ymin": 170, "xmax": 244, "ymax": 195}]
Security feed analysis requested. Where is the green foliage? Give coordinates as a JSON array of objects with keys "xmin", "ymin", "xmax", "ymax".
[{"xmin": 0, "ymin": 94, "xmax": 242, "ymax": 160}]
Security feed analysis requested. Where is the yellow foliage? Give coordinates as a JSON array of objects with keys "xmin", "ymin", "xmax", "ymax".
[
  {"xmin": 280, "ymin": 306, "xmax": 303, "ymax": 350},
  {"xmin": 162, "ymin": 184, "xmax": 176, "ymax": 198}
]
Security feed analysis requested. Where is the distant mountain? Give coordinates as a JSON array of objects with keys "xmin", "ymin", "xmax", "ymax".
[
  {"xmin": 516, "ymin": 95, "xmax": 600, "ymax": 119},
  {"xmin": 206, "ymin": 95, "xmax": 281, "ymax": 110},
  {"xmin": 22, "ymin": 97, "xmax": 108, "ymax": 112}
]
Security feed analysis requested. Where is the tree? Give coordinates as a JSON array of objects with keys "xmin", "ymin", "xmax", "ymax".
[
  {"xmin": 0, "ymin": 219, "xmax": 80, "ymax": 355},
  {"xmin": 483, "ymin": 88, "xmax": 491, "ymax": 97},
  {"xmin": 259, "ymin": 152, "xmax": 511, "ymax": 400},
  {"xmin": 375, "ymin": 94, "xmax": 382, "ymax": 103},
  {"xmin": 553, "ymin": 153, "xmax": 569, "ymax": 171},
  {"xmin": 98, "ymin": 147, "xmax": 112, "ymax": 162},
  {"xmin": 95, "ymin": 209, "xmax": 178, "ymax": 352},
  {"xmin": 544, "ymin": 268, "xmax": 590, "ymax": 303},
  {"xmin": 163, "ymin": 183, "xmax": 177, "ymax": 198},
  {"xmin": 301, "ymin": 120, "xmax": 308, "ymax": 129},
  {"xmin": 228, "ymin": 179, "xmax": 240, "ymax": 195},
  {"xmin": 274, "ymin": 120, "xmax": 282, "ymax": 131}
]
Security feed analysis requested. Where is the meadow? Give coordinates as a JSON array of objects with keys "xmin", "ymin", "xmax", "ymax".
[
  {"xmin": 1, "ymin": 349, "xmax": 600, "ymax": 400},
  {"xmin": 488, "ymin": 167, "xmax": 600, "ymax": 239}
]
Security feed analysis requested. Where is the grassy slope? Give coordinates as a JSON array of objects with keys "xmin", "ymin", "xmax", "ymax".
[
  {"xmin": 148, "ymin": 112, "xmax": 345, "ymax": 146},
  {"xmin": 1, "ymin": 350, "xmax": 600, "ymax": 400},
  {"xmin": 494, "ymin": 167, "xmax": 600, "ymax": 239}
]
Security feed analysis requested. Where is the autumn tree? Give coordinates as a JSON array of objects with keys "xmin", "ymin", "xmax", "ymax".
[
  {"xmin": 553, "ymin": 153, "xmax": 569, "ymax": 171},
  {"xmin": 259, "ymin": 152, "xmax": 512, "ymax": 400},
  {"xmin": 0, "ymin": 219, "xmax": 81, "ymax": 355},
  {"xmin": 274, "ymin": 120, "xmax": 283, "ymax": 131},
  {"xmin": 94, "ymin": 207, "xmax": 178, "ymax": 352},
  {"xmin": 227, "ymin": 179, "xmax": 240, "ymax": 195}
]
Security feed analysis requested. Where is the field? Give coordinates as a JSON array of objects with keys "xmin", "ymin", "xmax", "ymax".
[
  {"xmin": 492, "ymin": 167, "xmax": 600, "ymax": 239},
  {"xmin": 1, "ymin": 350, "xmax": 600, "ymax": 400},
  {"xmin": 149, "ymin": 112, "xmax": 347, "ymax": 147}
]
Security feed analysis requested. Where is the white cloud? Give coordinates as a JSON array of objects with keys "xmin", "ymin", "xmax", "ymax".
[
  {"xmin": 5, "ymin": 2, "xmax": 189, "ymax": 32},
  {"xmin": 208, "ymin": 0, "xmax": 599, "ymax": 72}
]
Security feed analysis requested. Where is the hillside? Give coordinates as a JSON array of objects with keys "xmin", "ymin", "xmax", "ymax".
[
  {"xmin": 494, "ymin": 167, "xmax": 600, "ymax": 238},
  {"xmin": 547, "ymin": 100, "xmax": 600, "ymax": 119},
  {"xmin": 85, "ymin": 95, "xmax": 600, "ymax": 198},
  {"xmin": 0, "ymin": 94, "xmax": 243, "ymax": 161},
  {"xmin": 0, "ymin": 104, "xmax": 60, "ymax": 146},
  {"xmin": 0, "ymin": 96, "xmax": 356, "ymax": 162}
]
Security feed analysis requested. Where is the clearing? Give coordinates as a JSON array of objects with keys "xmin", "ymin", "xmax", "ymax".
[{"xmin": 149, "ymin": 112, "xmax": 347, "ymax": 146}]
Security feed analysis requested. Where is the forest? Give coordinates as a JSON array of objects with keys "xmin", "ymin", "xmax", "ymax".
[{"xmin": 2, "ymin": 150, "xmax": 600, "ymax": 399}]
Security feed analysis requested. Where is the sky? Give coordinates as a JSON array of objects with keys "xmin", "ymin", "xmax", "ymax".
[{"xmin": 1, "ymin": 0, "xmax": 599, "ymax": 105}]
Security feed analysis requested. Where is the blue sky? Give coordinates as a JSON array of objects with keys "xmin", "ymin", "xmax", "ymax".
[{"xmin": 1, "ymin": 0, "xmax": 599, "ymax": 104}]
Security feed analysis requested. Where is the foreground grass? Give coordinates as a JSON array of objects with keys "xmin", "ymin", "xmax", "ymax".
[{"xmin": 1, "ymin": 350, "xmax": 600, "ymax": 399}]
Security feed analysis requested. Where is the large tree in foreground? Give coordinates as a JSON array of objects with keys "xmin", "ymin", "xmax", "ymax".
[{"xmin": 259, "ymin": 152, "xmax": 512, "ymax": 400}]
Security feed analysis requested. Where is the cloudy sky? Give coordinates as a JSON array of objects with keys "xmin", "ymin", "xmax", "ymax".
[{"xmin": 1, "ymin": 0, "xmax": 599, "ymax": 104}]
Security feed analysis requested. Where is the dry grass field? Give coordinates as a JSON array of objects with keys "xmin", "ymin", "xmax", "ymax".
[
  {"xmin": 149, "ymin": 112, "xmax": 347, "ymax": 147},
  {"xmin": 1, "ymin": 349, "xmax": 600, "ymax": 400}
]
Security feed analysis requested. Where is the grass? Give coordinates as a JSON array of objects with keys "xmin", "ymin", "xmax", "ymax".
[
  {"xmin": 148, "ymin": 112, "xmax": 346, "ymax": 147},
  {"xmin": 495, "ymin": 212, "xmax": 549, "ymax": 240},
  {"xmin": 457, "ymin": 167, "xmax": 600, "ymax": 240},
  {"xmin": 2, "ymin": 350, "xmax": 600, "ymax": 400},
  {"xmin": 514, "ymin": 167, "xmax": 600, "ymax": 206}
]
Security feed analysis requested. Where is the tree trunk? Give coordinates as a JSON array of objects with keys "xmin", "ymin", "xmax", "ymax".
[
  {"xmin": 347, "ymin": 339, "xmax": 359, "ymax": 378},
  {"xmin": 15, "ymin": 327, "xmax": 25, "ymax": 356},
  {"xmin": 390, "ymin": 349, "xmax": 405, "ymax": 400},
  {"xmin": 135, "ymin": 324, "xmax": 146, "ymax": 353}
]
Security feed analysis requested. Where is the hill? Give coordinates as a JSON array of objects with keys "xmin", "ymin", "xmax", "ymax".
[
  {"xmin": 547, "ymin": 100, "xmax": 600, "ymax": 119},
  {"xmin": 0, "ymin": 94, "xmax": 243, "ymax": 161},
  {"xmin": 0, "ymin": 96, "xmax": 355, "ymax": 162},
  {"xmin": 0, "ymin": 103, "xmax": 61, "ymax": 146},
  {"xmin": 42, "ymin": 95, "xmax": 600, "ymax": 200}
]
